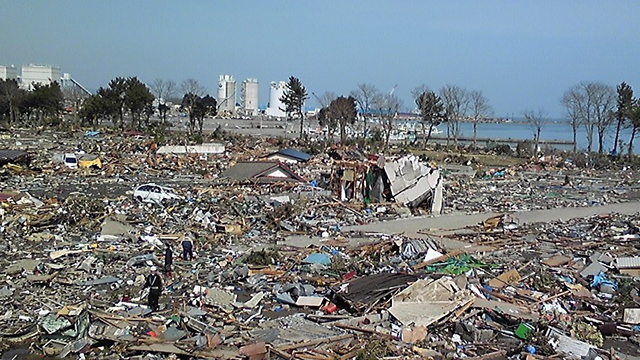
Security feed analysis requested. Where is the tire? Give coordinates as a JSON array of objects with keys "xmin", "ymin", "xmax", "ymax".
[{"xmin": 136, "ymin": 196, "xmax": 143, "ymax": 202}]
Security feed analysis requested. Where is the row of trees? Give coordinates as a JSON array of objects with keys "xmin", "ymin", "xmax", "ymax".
[
  {"xmin": 348, "ymin": 83, "xmax": 492, "ymax": 148},
  {"xmin": 3, "ymin": 73, "xmax": 638, "ymax": 157},
  {"xmin": 286, "ymin": 79, "xmax": 492, "ymax": 149},
  {"xmin": 285, "ymin": 76, "xmax": 639, "ymax": 158},
  {"xmin": 315, "ymin": 89, "xmax": 402, "ymax": 147},
  {"xmin": 79, "ymin": 77, "xmax": 155, "ymax": 130},
  {"xmin": 0, "ymin": 79, "xmax": 64, "ymax": 126},
  {"xmin": 0, "ymin": 75, "xmax": 217, "ymax": 135},
  {"xmin": 420, "ymin": 86, "xmax": 492, "ymax": 147},
  {"xmin": 176, "ymin": 78, "xmax": 217, "ymax": 134},
  {"xmin": 280, "ymin": 77, "xmax": 491, "ymax": 147},
  {"xmin": 561, "ymin": 81, "xmax": 640, "ymax": 157},
  {"xmin": 79, "ymin": 77, "xmax": 216, "ymax": 134}
]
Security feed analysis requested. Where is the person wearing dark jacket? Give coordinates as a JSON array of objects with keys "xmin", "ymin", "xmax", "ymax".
[
  {"xmin": 144, "ymin": 266, "xmax": 162, "ymax": 311},
  {"xmin": 164, "ymin": 244, "xmax": 173, "ymax": 275},
  {"xmin": 181, "ymin": 236, "xmax": 193, "ymax": 261}
]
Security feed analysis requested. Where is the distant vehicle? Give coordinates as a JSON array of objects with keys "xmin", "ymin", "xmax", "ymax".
[
  {"xmin": 123, "ymin": 130, "xmax": 144, "ymax": 137},
  {"xmin": 134, "ymin": 184, "xmax": 182, "ymax": 205},
  {"xmin": 63, "ymin": 153, "xmax": 78, "ymax": 168}
]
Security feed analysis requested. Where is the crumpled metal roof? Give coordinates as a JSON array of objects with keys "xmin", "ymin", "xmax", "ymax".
[{"xmin": 616, "ymin": 257, "xmax": 640, "ymax": 269}]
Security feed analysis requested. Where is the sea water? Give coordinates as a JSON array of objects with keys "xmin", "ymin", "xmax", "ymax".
[{"xmin": 435, "ymin": 121, "xmax": 638, "ymax": 152}]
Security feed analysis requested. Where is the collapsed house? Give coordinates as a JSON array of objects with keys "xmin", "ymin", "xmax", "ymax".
[
  {"xmin": 332, "ymin": 153, "xmax": 443, "ymax": 213},
  {"xmin": 382, "ymin": 155, "xmax": 444, "ymax": 213},
  {"xmin": 219, "ymin": 161, "xmax": 306, "ymax": 183},
  {"xmin": 0, "ymin": 149, "xmax": 30, "ymax": 167}
]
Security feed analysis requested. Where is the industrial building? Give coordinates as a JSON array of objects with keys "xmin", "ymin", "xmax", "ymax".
[
  {"xmin": 265, "ymin": 81, "xmax": 287, "ymax": 118},
  {"xmin": 0, "ymin": 65, "xmax": 18, "ymax": 81},
  {"xmin": 217, "ymin": 74, "xmax": 236, "ymax": 115},
  {"xmin": 241, "ymin": 78, "xmax": 259, "ymax": 116},
  {"xmin": 21, "ymin": 64, "xmax": 61, "ymax": 90},
  {"xmin": 60, "ymin": 73, "xmax": 91, "ymax": 95}
]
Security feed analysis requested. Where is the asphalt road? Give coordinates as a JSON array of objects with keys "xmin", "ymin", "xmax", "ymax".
[{"xmin": 342, "ymin": 201, "xmax": 640, "ymax": 235}]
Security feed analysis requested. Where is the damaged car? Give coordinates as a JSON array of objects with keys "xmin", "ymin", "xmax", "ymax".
[{"xmin": 133, "ymin": 183, "xmax": 182, "ymax": 205}]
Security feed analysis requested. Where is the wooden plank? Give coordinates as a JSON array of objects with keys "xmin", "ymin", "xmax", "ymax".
[
  {"xmin": 335, "ymin": 324, "xmax": 398, "ymax": 340},
  {"xmin": 275, "ymin": 334, "xmax": 353, "ymax": 351}
]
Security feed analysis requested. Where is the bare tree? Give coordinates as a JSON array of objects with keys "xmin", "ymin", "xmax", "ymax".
[
  {"xmin": 374, "ymin": 93, "xmax": 402, "ymax": 149},
  {"xmin": 372, "ymin": 93, "xmax": 386, "ymax": 142},
  {"xmin": 523, "ymin": 108, "xmax": 547, "ymax": 152},
  {"xmin": 440, "ymin": 85, "xmax": 469, "ymax": 147},
  {"xmin": 561, "ymin": 86, "xmax": 583, "ymax": 153},
  {"xmin": 469, "ymin": 90, "xmax": 492, "ymax": 147},
  {"xmin": 150, "ymin": 79, "xmax": 167, "ymax": 100},
  {"xmin": 564, "ymin": 82, "xmax": 616, "ymax": 154},
  {"xmin": 180, "ymin": 78, "xmax": 206, "ymax": 98},
  {"xmin": 590, "ymin": 83, "xmax": 616, "ymax": 153},
  {"xmin": 151, "ymin": 79, "xmax": 178, "ymax": 123},
  {"xmin": 350, "ymin": 84, "xmax": 379, "ymax": 138},
  {"xmin": 318, "ymin": 92, "xmax": 337, "ymax": 109},
  {"xmin": 165, "ymin": 80, "xmax": 177, "ymax": 101}
]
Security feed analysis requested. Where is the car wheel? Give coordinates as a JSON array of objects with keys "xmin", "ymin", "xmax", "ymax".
[
  {"xmin": 136, "ymin": 196, "xmax": 143, "ymax": 202},
  {"xmin": 161, "ymin": 198, "xmax": 169, "ymax": 207}
]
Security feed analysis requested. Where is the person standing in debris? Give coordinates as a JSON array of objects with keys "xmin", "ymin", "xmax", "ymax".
[
  {"xmin": 164, "ymin": 243, "xmax": 173, "ymax": 275},
  {"xmin": 144, "ymin": 266, "xmax": 162, "ymax": 311},
  {"xmin": 182, "ymin": 235, "xmax": 194, "ymax": 261}
]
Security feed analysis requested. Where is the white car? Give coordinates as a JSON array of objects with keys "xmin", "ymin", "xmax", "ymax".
[
  {"xmin": 64, "ymin": 153, "xmax": 78, "ymax": 169},
  {"xmin": 134, "ymin": 184, "xmax": 182, "ymax": 205}
]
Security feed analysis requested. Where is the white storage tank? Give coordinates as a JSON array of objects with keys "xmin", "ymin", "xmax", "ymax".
[
  {"xmin": 266, "ymin": 81, "xmax": 287, "ymax": 117},
  {"xmin": 241, "ymin": 78, "xmax": 259, "ymax": 116},
  {"xmin": 217, "ymin": 74, "xmax": 236, "ymax": 115}
]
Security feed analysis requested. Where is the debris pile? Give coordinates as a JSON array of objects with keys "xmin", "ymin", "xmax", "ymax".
[{"xmin": 0, "ymin": 129, "xmax": 639, "ymax": 359}]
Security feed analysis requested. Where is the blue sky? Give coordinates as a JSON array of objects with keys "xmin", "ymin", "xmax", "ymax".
[{"xmin": 2, "ymin": 1, "xmax": 639, "ymax": 117}]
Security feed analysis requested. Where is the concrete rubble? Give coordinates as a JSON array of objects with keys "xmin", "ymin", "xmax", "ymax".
[{"xmin": 0, "ymin": 129, "xmax": 639, "ymax": 359}]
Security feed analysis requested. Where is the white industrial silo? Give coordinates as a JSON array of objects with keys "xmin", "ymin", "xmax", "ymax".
[
  {"xmin": 241, "ymin": 78, "xmax": 259, "ymax": 116},
  {"xmin": 217, "ymin": 74, "xmax": 236, "ymax": 115},
  {"xmin": 265, "ymin": 81, "xmax": 287, "ymax": 117}
]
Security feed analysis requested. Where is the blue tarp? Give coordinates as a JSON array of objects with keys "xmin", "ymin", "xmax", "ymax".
[
  {"xmin": 302, "ymin": 253, "xmax": 331, "ymax": 265},
  {"xmin": 591, "ymin": 271, "xmax": 617, "ymax": 290},
  {"xmin": 273, "ymin": 149, "xmax": 311, "ymax": 162}
]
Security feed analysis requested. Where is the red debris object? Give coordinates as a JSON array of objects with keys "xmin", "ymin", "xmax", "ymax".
[
  {"xmin": 323, "ymin": 302, "xmax": 338, "ymax": 314},
  {"xmin": 343, "ymin": 271, "xmax": 357, "ymax": 280}
]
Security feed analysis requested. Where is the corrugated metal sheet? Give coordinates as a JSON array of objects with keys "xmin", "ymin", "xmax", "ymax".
[
  {"xmin": 616, "ymin": 257, "xmax": 640, "ymax": 269},
  {"xmin": 334, "ymin": 272, "xmax": 418, "ymax": 312}
]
